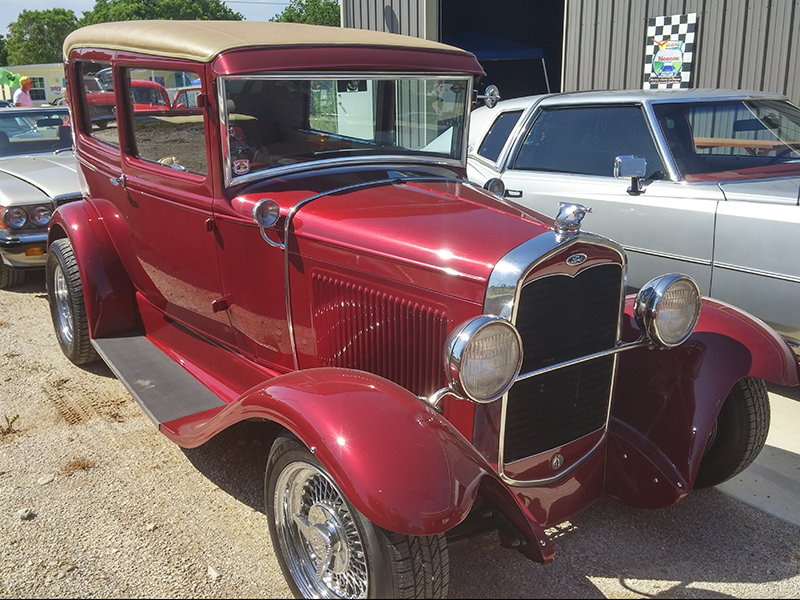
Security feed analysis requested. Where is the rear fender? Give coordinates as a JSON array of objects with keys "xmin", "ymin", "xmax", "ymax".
[
  {"xmin": 607, "ymin": 296, "xmax": 799, "ymax": 507},
  {"xmin": 163, "ymin": 367, "xmax": 553, "ymax": 561},
  {"xmin": 48, "ymin": 199, "xmax": 137, "ymax": 338}
]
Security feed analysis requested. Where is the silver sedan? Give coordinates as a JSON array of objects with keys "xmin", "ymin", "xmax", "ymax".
[{"xmin": 468, "ymin": 89, "xmax": 800, "ymax": 354}]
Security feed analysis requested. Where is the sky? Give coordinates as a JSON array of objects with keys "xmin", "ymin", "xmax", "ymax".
[{"xmin": 0, "ymin": 1, "xmax": 293, "ymax": 37}]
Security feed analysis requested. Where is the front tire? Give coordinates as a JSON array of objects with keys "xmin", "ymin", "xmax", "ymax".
[
  {"xmin": 46, "ymin": 238, "xmax": 97, "ymax": 365},
  {"xmin": 265, "ymin": 434, "xmax": 449, "ymax": 599},
  {"xmin": 695, "ymin": 377, "xmax": 770, "ymax": 488},
  {"xmin": 0, "ymin": 262, "xmax": 25, "ymax": 289}
]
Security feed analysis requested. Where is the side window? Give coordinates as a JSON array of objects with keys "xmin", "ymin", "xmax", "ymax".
[
  {"xmin": 513, "ymin": 106, "xmax": 667, "ymax": 179},
  {"xmin": 477, "ymin": 110, "xmax": 523, "ymax": 163},
  {"xmin": 76, "ymin": 60, "xmax": 119, "ymax": 147},
  {"xmin": 127, "ymin": 68, "xmax": 207, "ymax": 176}
]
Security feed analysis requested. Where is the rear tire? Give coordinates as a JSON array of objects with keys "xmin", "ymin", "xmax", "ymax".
[
  {"xmin": 695, "ymin": 377, "xmax": 770, "ymax": 488},
  {"xmin": 265, "ymin": 434, "xmax": 449, "ymax": 599},
  {"xmin": 46, "ymin": 239, "xmax": 97, "ymax": 365},
  {"xmin": 0, "ymin": 263, "xmax": 25, "ymax": 289}
]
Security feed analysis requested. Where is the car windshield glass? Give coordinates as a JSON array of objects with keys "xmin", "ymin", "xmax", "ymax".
[
  {"xmin": 653, "ymin": 99, "xmax": 800, "ymax": 181},
  {"xmin": 220, "ymin": 75, "xmax": 470, "ymax": 183},
  {"xmin": 0, "ymin": 109, "xmax": 72, "ymax": 157}
]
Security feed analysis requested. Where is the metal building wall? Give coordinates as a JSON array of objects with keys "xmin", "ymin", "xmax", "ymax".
[
  {"xmin": 341, "ymin": 0, "xmax": 437, "ymax": 40},
  {"xmin": 563, "ymin": 0, "xmax": 800, "ymax": 104}
]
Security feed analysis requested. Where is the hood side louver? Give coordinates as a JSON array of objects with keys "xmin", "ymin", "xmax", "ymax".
[{"xmin": 313, "ymin": 273, "xmax": 448, "ymax": 397}]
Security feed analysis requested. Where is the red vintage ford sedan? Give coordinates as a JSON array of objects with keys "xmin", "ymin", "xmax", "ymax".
[{"xmin": 49, "ymin": 20, "xmax": 799, "ymax": 599}]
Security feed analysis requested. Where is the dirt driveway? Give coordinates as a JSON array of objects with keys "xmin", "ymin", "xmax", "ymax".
[{"xmin": 1, "ymin": 272, "xmax": 799, "ymax": 598}]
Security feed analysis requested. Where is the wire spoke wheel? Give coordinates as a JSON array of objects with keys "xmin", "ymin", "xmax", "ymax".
[
  {"xmin": 275, "ymin": 461, "xmax": 368, "ymax": 599},
  {"xmin": 52, "ymin": 262, "xmax": 74, "ymax": 346}
]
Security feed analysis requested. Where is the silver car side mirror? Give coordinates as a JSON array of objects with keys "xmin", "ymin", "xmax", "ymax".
[{"xmin": 614, "ymin": 155, "xmax": 647, "ymax": 195}]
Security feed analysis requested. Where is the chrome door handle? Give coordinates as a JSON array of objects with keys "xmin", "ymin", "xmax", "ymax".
[
  {"xmin": 109, "ymin": 174, "xmax": 126, "ymax": 188},
  {"xmin": 506, "ymin": 189, "xmax": 522, "ymax": 198}
]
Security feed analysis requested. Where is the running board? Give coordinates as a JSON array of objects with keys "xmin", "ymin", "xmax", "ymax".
[{"xmin": 92, "ymin": 335, "xmax": 225, "ymax": 425}]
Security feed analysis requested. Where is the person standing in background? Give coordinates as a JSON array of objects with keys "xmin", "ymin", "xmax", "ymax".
[{"xmin": 13, "ymin": 76, "xmax": 34, "ymax": 107}]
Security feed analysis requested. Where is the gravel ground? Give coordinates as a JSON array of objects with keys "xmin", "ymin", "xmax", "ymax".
[{"xmin": 1, "ymin": 271, "xmax": 799, "ymax": 599}]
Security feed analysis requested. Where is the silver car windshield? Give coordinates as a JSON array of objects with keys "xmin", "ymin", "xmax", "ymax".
[
  {"xmin": 0, "ymin": 109, "xmax": 72, "ymax": 157},
  {"xmin": 219, "ymin": 75, "xmax": 471, "ymax": 184},
  {"xmin": 653, "ymin": 99, "xmax": 800, "ymax": 181}
]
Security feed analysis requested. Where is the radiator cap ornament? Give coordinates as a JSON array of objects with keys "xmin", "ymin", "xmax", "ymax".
[{"xmin": 555, "ymin": 202, "xmax": 591, "ymax": 240}]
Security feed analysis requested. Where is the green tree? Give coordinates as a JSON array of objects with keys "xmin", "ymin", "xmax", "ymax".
[
  {"xmin": 0, "ymin": 36, "xmax": 8, "ymax": 67},
  {"xmin": 6, "ymin": 9, "xmax": 78, "ymax": 65},
  {"xmin": 270, "ymin": 0, "xmax": 340, "ymax": 26},
  {"xmin": 78, "ymin": 0, "xmax": 243, "ymax": 27}
]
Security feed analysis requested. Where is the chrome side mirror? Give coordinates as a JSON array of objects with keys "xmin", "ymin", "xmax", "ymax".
[
  {"xmin": 614, "ymin": 155, "xmax": 647, "ymax": 195},
  {"xmin": 477, "ymin": 85, "xmax": 501, "ymax": 109}
]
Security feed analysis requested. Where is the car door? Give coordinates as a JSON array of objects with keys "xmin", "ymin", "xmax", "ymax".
[
  {"xmin": 117, "ymin": 64, "xmax": 234, "ymax": 344},
  {"xmin": 499, "ymin": 104, "xmax": 723, "ymax": 294},
  {"xmin": 712, "ymin": 179, "xmax": 800, "ymax": 344}
]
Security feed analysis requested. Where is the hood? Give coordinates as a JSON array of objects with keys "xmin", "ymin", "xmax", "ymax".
[
  {"xmin": 0, "ymin": 153, "xmax": 80, "ymax": 206},
  {"xmin": 290, "ymin": 178, "xmax": 552, "ymax": 301}
]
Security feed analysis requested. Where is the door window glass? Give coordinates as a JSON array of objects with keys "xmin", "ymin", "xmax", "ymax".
[
  {"xmin": 76, "ymin": 60, "xmax": 118, "ymax": 146},
  {"xmin": 477, "ymin": 110, "xmax": 523, "ymax": 163},
  {"xmin": 126, "ymin": 68, "xmax": 207, "ymax": 176},
  {"xmin": 513, "ymin": 106, "xmax": 666, "ymax": 179}
]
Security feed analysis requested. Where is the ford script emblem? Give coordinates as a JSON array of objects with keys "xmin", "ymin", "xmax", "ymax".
[{"xmin": 566, "ymin": 253, "xmax": 587, "ymax": 266}]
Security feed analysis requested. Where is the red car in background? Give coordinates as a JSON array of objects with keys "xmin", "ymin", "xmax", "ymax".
[{"xmin": 83, "ymin": 76, "xmax": 170, "ymax": 128}]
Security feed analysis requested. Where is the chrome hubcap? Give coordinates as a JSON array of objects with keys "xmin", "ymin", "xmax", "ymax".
[
  {"xmin": 53, "ymin": 263, "xmax": 74, "ymax": 345},
  {"xmin": 274, "ymin": 461, "xmax": 367, "ymax": 598}
]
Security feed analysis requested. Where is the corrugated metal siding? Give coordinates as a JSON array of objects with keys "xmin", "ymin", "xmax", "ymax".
[
  {"xmin": 563, "ymin": 0, "xmax": 800, "ymax": 105},
  {"xmin": 342, "ymin": 0, "xmax": 429, "ymax": 38}
]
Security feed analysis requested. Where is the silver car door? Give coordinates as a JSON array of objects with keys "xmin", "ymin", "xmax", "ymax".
[
  {"xmin": 712, "ymin": 178, "xmax": 800, "ymax": 346},
  {"xmin": 500, "ymin": 104, "xmax": 722, "ymax": 294}
]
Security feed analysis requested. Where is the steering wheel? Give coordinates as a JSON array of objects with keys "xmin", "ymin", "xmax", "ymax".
[
  {"xmin": 158, "ymin": 156, "xmax": 186, "ymax": 171},
  {"xmin": 766, "ymin": 145, "xmax": 797, "ymax": 165}
]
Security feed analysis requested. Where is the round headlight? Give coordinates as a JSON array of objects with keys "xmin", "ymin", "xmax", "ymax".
[
  {"xmin": 2, "ymin": 207, "xmax": 28, "ymax": 230},
  {"xmin": 30, "ymin": 206, "xmax": 52, "ymax": 228},
  {"xmin": 443, "ymin": 316, "xmax": 523, "ymax": 403},
  {"xmin": 634, "ymin": 274, "xmax": 701, "ymax": 348}
]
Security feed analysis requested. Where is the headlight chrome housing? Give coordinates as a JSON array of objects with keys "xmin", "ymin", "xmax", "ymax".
[
  {"xmin": 1, "ymin": 206, "xmax": 28, "ymax": 230},
  {"xmin": 634, "ymin": 274, "xmax": 701, "ymax": 348},
  {"xmin": 443, "ymin": 315, "xmax": 523, "ymax": 403}
]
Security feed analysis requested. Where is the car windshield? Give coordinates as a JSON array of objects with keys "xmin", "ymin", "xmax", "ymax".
[
  {"xmin": 0, "ymin": 109, "xmax": 72, "ymax": 157},
  {"xmin": 220, "ymin": 75, "xmax": 470, "ymax": 183},
  {"xmin": 653, "ymin": 99, "xmax": 800, "ymax": 181}
]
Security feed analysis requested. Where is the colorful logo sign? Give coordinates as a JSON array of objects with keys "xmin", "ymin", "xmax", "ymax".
[{"xmin": 652, "ymin": 37, "xmax": 684, "ymax": 81}]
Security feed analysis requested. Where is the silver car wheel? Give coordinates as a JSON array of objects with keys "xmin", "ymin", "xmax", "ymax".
[
  {"xmin": 53, "ymin": 262, "xmax": 74, "ymax": 346},
  {"xmin": 274, "ymin": 460, "xmax": 368, "ymax": 599}
]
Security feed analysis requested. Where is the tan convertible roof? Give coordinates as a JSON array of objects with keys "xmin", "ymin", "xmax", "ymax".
[{"xmin": 64, "ymin": 20, "xmax": 473, "ymax": 63}]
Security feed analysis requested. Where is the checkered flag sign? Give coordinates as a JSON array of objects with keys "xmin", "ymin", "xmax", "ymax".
[{"xmin": 644, "ymin": 13, "xmax": 697, "ymax": 89}]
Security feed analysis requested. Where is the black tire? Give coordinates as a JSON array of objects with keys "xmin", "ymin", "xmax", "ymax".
[
  {"xmin": 0, "ymin": 263, "xmax": 25, "ymax": 289},
  {"xmin": 695, "ymin": 377, "xmax": 770, "ymax": 488},
  {"xmin": 46, "ymin": 239, "xmax": 97, "ymax": 365},
  {"xmin": 265, "ymin": 434, "xmax": 449, "ymax": 599}
]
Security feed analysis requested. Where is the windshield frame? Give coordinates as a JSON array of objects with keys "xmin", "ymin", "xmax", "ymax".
[{"xmin": 217, "ymin": 72, "xmax": 474, "ymax": 187}]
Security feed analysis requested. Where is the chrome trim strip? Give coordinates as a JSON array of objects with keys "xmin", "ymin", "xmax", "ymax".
[
  {"xmin": 712, "ymin": 262, "xmax": 800, "ymax": 284},
  {"xmin": 515, "ymin": 339, "xmax": 646, "ymax": 382},
  {"xmin": 623, "ymin": 245, "xmax": 712, "ymax": 266},
  {"xmin": 282, "ymin": 175, "xmax": 481, "ymax": 371},
  {"xmin": 227, "ymin": 155, "xmax": 463, "ymax": 188},
  {"xmin": 484, "ymin": 231, "xmax": 628, "ymax": 487}
]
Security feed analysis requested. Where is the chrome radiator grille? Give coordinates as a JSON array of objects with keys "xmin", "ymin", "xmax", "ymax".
[
  {"xmin": 503, "ymin": 263, "xmax": 623, "ymax": 463},
  {"xmin": 313, "ymin": 274, "xmax": 448, "ymax": 397}
]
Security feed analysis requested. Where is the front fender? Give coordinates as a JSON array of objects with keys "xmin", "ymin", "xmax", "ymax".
[
  {"xmin": 607, "ymin": 296, "xmax": 799, "ymax": 508},
  {"xmin": 161, "ymin": 367, "xmax": 553, "ymax": 561},
  {"xmin": 48, "ymin": 199, "xmax": 137, "ymax": 338}
]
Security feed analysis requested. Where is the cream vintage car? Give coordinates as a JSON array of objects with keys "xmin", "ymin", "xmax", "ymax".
[{"xmin": 468, "ymin": 89, "xmax": 800, "ymax": 354}]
